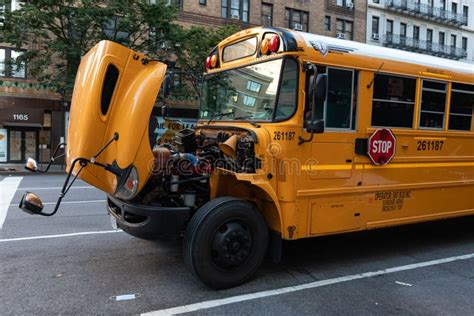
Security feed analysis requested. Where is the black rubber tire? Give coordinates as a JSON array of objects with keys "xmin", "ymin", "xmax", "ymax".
[{"xmin": 184, "ymin": 196, "xmax": 269, "ymax": 289}]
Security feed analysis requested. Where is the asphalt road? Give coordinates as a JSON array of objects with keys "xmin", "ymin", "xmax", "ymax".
[{"xmin": 1, "ymin": 174, "xmax": 473, "ymax": 315}]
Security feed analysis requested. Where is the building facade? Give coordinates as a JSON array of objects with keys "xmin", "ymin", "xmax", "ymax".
[
  {"xmin": 1, "ymin": 1, "xmax": 65, "ymax": 167},
  {"xmin": 366, "ymin": 0, "xmax": 474, "ymax": 62},
  {"xmin": 178, "ymin": 0, "xmax": 368, "ymax": 43}
]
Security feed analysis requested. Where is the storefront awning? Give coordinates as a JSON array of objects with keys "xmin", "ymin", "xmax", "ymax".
[{"xmin": 3, "ymin": 122, "xmax": 43, "ymax": 128}]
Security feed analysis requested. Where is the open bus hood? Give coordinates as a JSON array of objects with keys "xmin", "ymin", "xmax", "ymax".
[{"xmin": 67, "ymin": 40, "xmax": 166, "ymax": 195}]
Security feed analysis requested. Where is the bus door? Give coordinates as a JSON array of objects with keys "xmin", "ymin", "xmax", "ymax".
[{"xmin": 298, "ymin": 65, "xmax": 362, "ymax": 235}]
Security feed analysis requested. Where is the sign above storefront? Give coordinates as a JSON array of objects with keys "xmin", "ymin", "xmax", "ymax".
[{"xmin": 0, "ymin": 108, "xmax": 44, "ymax": 127}]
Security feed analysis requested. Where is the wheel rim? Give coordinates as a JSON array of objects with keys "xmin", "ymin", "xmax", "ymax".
[{"xmin": 210, "ymin": 221, "xmax": 252, "ymax": 270}]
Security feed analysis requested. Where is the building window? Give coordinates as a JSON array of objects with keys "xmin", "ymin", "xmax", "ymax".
[
  {"xmin": 413, "ymin": 26, "xmax": 420, "ymax": 40},
  {"xmin": 419, "ymin": 80, "xmax": 447, "ymax": 129},
  {"xmin": 371, "ymin": 74, "xmax": 416, "ymax": 128},
  {"xmin": 400, "ymin": 23, "xmax": 407, "ymax": 37},
  {"xmin": 0, "ymin": 0, "xmax": 21, "ymax": 27},
  {"xmin": 373, "ymin": 0, "xmax": 379, "ymax": 3},
  {"xmin": 439, "ymin": 31, "xmax": 445, "ymax": 45},
  {"xmin": 451, "ymin": 2, "xmax": 457, "ymax": 13},
  {"xmin": 0, "ymin": 3, "xmax": 5, "ymax": 27},
  {"xmin": 372, "ymin": 16, "xmax": 379, "ymax": 36},
  {"xmin": 247, "ymin": 80, "xmax": 261, "ymax": 93},
  {"xmin": 199, "ymin": 0, "xmax": 206, "ymax": 5},
  {"xmin": 324, "ymin": 16, "xmax": 331, "ymax": 31},
  {"xmin": 0, "ymin": 49, "xmax": 4, "ymax": 77},
  {"xmin": 463, "ymin": 6, "xmax": 469, "ymax": 20},
  {"xmin": 0, "ymin": 47, "xmax": 26, "ymax": 79},
  {"xmin": 243, "ymin": 95, "xmax": 256, "ymax": 107},
  {"xmin": 261, "ymin": 3, "xmax": 272, "ymax": 27},
  {"xmin": 103, "ymin": 16, "xmax": 129, "ymax": 44},
  {"xmin": 462, "ymin": 37, "xmax": 468, "ymax": 51},
  {"xmin": 285, "ymin": 8, "xmax": 309, "ymax": 32},
  {"xmin": 386, "ymin": 19, "xmax": 393, "ymax": 35},
  {"xmin": 451, "ymin": 34, "xmax": 457, "ymax": 47},
  {"xmin": 164, "ymin": 0, "xmax": 182, "ymax": 8},
  {"xmin": 336, "ymin": 0, "xmax": 353, "ymax": 7},
  {"xmin": 221, "ymin": 0, "xmax": 249, "ymax": 23},
  {"xmin": 427, "ymin": 29, "xmax": 433, "ymax": 42},
  {"xmin": 336, "ymin": 19, "xmax": 353, "ymax": 40},
  {"xmin": 440, "ymin": 0, "xmax": 446, "ymax": 10},
  {"xmin": 449, "ymin": 83, "xmax": 473, "ymax": 131}
]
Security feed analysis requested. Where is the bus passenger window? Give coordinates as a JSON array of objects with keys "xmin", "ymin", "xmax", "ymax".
[
  {"xmin": 274, "ymin": 59, "xmax": 298, "ymax": 120},
  {"xmin": 371, "ymin": 74, "xmax": 416, "ymax": 128},
  {"xmin": 449, "ymin": 83, "xmax": 473, "ymax": 131},
  {"xmin": 325, "ymin": 68, "xmax": 357, "ymax": 130},
  {"xmin": 419, "ymin": 80, "xmax": 447, "ymax": 129}
]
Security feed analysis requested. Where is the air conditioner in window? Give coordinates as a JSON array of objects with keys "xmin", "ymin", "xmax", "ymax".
[
  {"xmin": 293, "ymin": 23, "xmax": 303, "ymax": 31},
  {"xmin": 372, "ymin": 33, "xmax": 380, "ymax": 40},
  {"xmin": 336, "ymin": 33, "xmax": 346, "ymax": 39},
  {"xmin": 346, "ymin": 1, "xmax": 354, "ymax": 9},
  {"xmin": 230, "ymin": 14, "xmax": 240, "ymax": 20}
]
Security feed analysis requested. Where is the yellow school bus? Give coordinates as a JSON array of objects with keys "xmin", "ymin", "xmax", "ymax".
[{"xmin": 20, "ymin": 27, "xmax": 474, "ymax": 289}]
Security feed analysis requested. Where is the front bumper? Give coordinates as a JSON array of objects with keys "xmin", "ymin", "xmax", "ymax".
[{"xmin": 107, "ymin": 195, "xmax": 191, "ymax": 239}]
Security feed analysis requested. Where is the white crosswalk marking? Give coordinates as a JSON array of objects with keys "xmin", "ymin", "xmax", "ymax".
[{"xmin": 0, "ymin": 176, "xmax": 23, "ymax": 230}]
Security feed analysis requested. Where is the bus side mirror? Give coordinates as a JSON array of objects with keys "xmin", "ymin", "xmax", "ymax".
[
  {"xmin": 314, "ymin": 73, "xmax": 327, "ymax": 103},
  {"xmin": 300, "ymin": 73, "xmax": 326, "ymax": 145},
  {"xmin": 19, "ymin": 192, "xmax": 44, "ymax": 215},
  {"xmin": 25, "ymin": 157, "xmax": 38, "ymax": 172},
  {"xmin": 309, "ymin": 74, "xmax": 326, "ymax": 134}
]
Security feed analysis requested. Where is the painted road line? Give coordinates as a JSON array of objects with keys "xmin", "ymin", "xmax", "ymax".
[
  {"xmin": 0, "ymin": 177, "xmax": 23, "ymax": 230},
  {"xmin": 17, "ymin": 186, "xmax": 93, "ymax": 190},
  {"xmin": 0, "ymin": 230, "xmax": 122, "ymax": 243},
  {"xmin": 142, "ymin": 253, "xmax": 474, "ymax": 316},
  {"xmin": 43, "ymin": 199, "xmax": 106, "ymax": 205},
  {"xmin": 9, "ymin": 199, "xmax": 106, "ymax": 207}
]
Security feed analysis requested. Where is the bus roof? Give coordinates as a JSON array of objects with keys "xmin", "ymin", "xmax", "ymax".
[{"xmin": 295, "ymin": 30, "xmax": 474, "ymax": 76}]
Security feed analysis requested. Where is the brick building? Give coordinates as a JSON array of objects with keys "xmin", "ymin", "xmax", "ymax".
[
  {"xmin": 178, "ymin": 0, "xmax": 368, "ymax": 42},
  {"xmin": 1, "ymin": 1, "xmax": 64, "ymax": 167}
]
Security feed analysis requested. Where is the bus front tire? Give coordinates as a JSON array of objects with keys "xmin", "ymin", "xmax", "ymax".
[{"xmin": 184, "ymin": 197, "xmax": 268, "ymax": 289}]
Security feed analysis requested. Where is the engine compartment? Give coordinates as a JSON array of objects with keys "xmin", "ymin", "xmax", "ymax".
[{"xmin": 134, "ymin": 126, "xmax": 259, "ymax": 209}]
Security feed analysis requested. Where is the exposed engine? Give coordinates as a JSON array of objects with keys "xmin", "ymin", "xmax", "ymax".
[{"xmin": 135, "ymin": 127, "xmax": 258, "ymax": 209}]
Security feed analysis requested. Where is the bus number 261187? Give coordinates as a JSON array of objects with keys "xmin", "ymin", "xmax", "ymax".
[{"xmin": 417, "ymin": 140, "xmax": 444, "ymax": 151}]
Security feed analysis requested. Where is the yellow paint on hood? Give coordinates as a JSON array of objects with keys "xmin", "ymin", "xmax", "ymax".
[{"xmin": 66, "ymin": 40, "xmax": 166, "ymax": 195}]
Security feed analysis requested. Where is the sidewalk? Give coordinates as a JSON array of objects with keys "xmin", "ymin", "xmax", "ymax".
[{"xmin": 0, "ymin": 163, "xmax": 66, "ymax": 175}]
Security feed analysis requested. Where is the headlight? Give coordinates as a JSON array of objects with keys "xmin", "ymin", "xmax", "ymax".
[{"xmin": 114, "ymin": 166, "xmax": 139, "ymax": 200}]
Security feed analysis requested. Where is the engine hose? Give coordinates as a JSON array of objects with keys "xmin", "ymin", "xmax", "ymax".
[{"xmin": 166, "ymin": 175, "xmax": 210, "ymax": 185}]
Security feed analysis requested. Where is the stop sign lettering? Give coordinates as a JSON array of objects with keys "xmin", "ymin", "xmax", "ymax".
[
  {"xmin": 368, "ymin": 129, "xmax": 396, "ymax": 165},
  {"xmin": 371, "ymin": 140, "xmax": 393, "ymax": 154}
]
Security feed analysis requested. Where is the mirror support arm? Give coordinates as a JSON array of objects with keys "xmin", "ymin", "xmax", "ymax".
[
  {"xmin": 25, "ymin": 142, "xmax": 66, "ymax": 173},
  {"xmin": 38, "ymin": 157, "xmax": 87, "ymax": 216},
  {"xmin": 298, "ymin": 132, "xmax": 314, "ymax": 145},
  {"xmin": 37, "ymin": 132, "xmax": 120, "ymax": 217}
]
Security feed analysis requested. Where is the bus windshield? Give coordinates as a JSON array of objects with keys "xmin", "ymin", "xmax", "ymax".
[{"xmin": 200, "ymin": 58, "xmax": 297, "ymax": 122}]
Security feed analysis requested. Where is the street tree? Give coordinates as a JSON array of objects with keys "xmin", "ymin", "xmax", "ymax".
[
  {"xmin": 2, "ymin": 0, "xmax": 178, "ymax": 95},
  {"xmin": 170, "ymin": 24, "xmax": 239, "ymax": 94}
]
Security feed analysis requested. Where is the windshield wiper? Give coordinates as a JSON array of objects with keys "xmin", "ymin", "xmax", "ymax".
[
  {"xmin": 206, "ymin": 111, "xmax": 235, "ymax": 125},
  {"xmin": 232, "ymin": 115, "xmax": 259, "ymax": 127}
]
